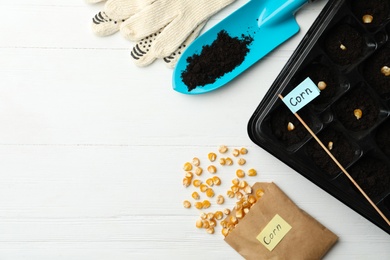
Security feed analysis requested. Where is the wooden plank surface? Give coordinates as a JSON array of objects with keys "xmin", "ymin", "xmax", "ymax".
[{"xmin": 0, "ymin": 0, "xmax": 389, "ymax": 259}]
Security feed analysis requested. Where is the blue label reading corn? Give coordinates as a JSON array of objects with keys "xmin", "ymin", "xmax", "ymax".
[{"xmin": 282, "ymin": 77, "xmax": 320, "ymax": 113}]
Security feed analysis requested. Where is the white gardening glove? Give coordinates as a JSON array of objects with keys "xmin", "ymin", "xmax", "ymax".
[{"xmin": 121, "ymin": 0, "xmax": 236, "ymax": 67}]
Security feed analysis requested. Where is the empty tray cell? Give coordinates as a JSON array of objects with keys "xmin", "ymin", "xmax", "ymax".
[
  {"xmin": 363, "ymin": 42, "xmax": 390, "ymax": 99},
  {"xmin": 348, "ymin": 156, "xmax": 390, "ymax": 199},
  {"xmin": 267, "ymin": 105, "xmax": 316, "ymax": 149},
  {"xmin": 333, "ymin": 85, "xmax": 380, "ymax": 131},
  {"xmin": 324, "ymin": 23, "xmax": 365, "ymax": 66},
  {"xmin": 375, "ymin": 119, "xmax": 390, "ymax": 158},
  {"xmin": 306, "ymin": 126, "xmax": 360, "ymax": 177},
  {"xmin": 351, "ymin": 0, "xmax": 390, "ymax": 27}
]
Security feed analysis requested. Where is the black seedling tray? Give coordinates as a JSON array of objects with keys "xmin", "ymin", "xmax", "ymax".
[{"xmin": 248, "ymin": 0, "xmax": 390, "ymax": 234}]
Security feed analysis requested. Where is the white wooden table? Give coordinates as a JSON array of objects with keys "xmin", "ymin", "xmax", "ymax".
[{"xmin": 0, "ymin": 0, "xmax": 389, "ymax": 259}]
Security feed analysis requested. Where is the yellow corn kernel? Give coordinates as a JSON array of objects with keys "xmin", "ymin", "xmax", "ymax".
[
  {"xmin": 206, "ymin": 227, "xmax": 215, "ymax": 234},
  {"xmin": 244, "ymin": 185, "xmax": 252, "ymax": 194},
  {"xmin": 200, "ymin": 212, "xmax": 207, "ymax": 220},
  {"xmin": 203, "ymin": 220, "xmax": 210, "ymax": 229},
  {"xmin": 236, "ymin": 169, "xmax": 245, "ymax": 178},
  {"xmin": 244, "ymin": 208, "xmax": 250, "ymax": 214},
  {"xmin": 240, "ymin": 148, "xmax": 248, "ymax": 155},
  {"xmin": 202, "ymin": 200, "xmax": 211, "ymax": 209},
  {"xmin": 237, "ymin": 158, "xmax": 246, "ymax": 166},
  {"xmin": 214, "ymin": 211, "xmax": 223, "ymax": 220},
  {"xmin": 224, "ymin": 208, "xmax": 231, "ymax": 215},
  {"xmin": 222, "ymin": 228, "xmax": 230, "ymax": 237},
  {"xmin": 209, "ymin": 219, "xmax": 217, "ymax": 228},
  {"xmin": 208, "ymin": 152, "xmax": 217, "ymax": 162},
  {"xmin": 207, "ymin": 212, "xmax": 215, "ymax": 220},
  {"xmin": 207, "ymin": 165, "xmax": 217, "ymax": 174},
  {"xmin": 216, "ymin": 195, "xmax": 225, "ymax": 205},
  {"xmin": 200, "ymin": 184, "xmax": 208, "ymax": 192},
  {"xmin": 242, "ymin": 200, "xmax": 250, "ymax": 209},
  {"xmin": 192, "ymin": 157, "xmax": 200, "ymax": 167},
  {"xmin": 196, "ymin": 219, "xmax": 203, "ymax": 228},
  {"xmin": 227, "ymin": 190, "xmax": 235, "ymax": 198},
  {"xmin": 287, "ymin": 122, "xmax": 295, "ymax": 131},
  {"xmin": 195, "ymin": 167, "xmax": 203, "ymax": 176},
  {"xmin": 231, "ymin": 185, "xmax": 239, "ymax": 193},
  {"xmin": 354, "ymin": 108, "xmax": 362, "ymax": 120},
  {"xmin": 236, "ymin": 209, "xmax": 244, "ymax": 219},
  {"xmin": 183, "ymin": 177, "xmax": 191, "ymax": 187},
  {"xmin": 248, "ymin": 168, "xmax": 257, "ymax": 176},
  {"xmin": 236, "ymin": 191, "xmax": 244, "ymax": 200},
  {"xmin": 220, "ymin": 220, "xmax": 227, "ymax": 228},
  {"xmin": 219, "ymin": 158, "xmax": 226, "ymax": 165},
  {"xmin": 206, "ymin": 178, "xmax": 214, "ymax": 186},
  {"xmin": 206, "ymin": 188, "xmax": 215, "ymax": 198},
  {"xmin": 231, "ymin": 178, "xmax": 240, "ymax": 186},
  {"xmin": 256, "ymin": 189, "xmax": 264, "ymax": 198},
  {"xmin": 218, "ymin": 145, "xmax": 228, "ymax": 153},
  {"xmin": 192, "ymin": 179, "xmax": 202, "ymax": 187},
  {"xmin": 238, "ymin": 180, "xmax": 247, "ymax": 189},
  {"xmin": 230, "ymin": 216, "xmax": 238, "ymax": 224},
  {"xmin": 183, "ymin": 200, "xmax": 191, "ymax": 208},
  {"xmin": 212, "ymin": 176, "xmax": 221, "ymax": 186},
  {"xmin": 192, "ymin": 191, "xmax": 200, "ymax": 200},
  {"xmin": 226, "ymin": 157, "xmax": 233, "ymax": 165},
  {"xmin": 183, "ymin": 162, "xmax": 192, "ymax": 171},
  {"xmin": 235, "ymin": 201, "xmax": 243, "ymax": 211},
  {"xmin": 185, "ymin": 172, "xmax": 193, "ymax": 179},
  {"xmin": 232, "ymin": 149, "xmax": 240, "ymax": 157},
  {"xmin": 248, "ymin": 195, "xmax": 257, "ymax": 204},
  {"xmin": 194, "ymin": 202, "xmax": 203, "ymax": 209}
]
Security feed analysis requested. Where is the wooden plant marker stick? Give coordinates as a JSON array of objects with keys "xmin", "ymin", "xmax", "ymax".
[{"xmin": 278, "ymin": 94, "xmax": 390, "ymax": 226}]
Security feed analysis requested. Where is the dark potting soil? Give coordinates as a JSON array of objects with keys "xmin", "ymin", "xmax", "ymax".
[
  {"xmin": 306, "ymin": 127, "xmax": 356, "ymax": 176},
  {"xmin": 349, "ymin": 157, "xmax": 390, "ymax": 198},
  {"xmin": 181, "ymin": 30, "xmax": 253, "ymax": 91},
  {"xmin": 294, "ymin": 64, "xmax": 338, "ymax": 106},
  {"xmin": 324, "ymin": 23, "xmax": 364, "ymax": 66},
  {"xmin": 351, "ymin": 0, "xmax": 390, "ymax": 27},
  {"xmin": 363, "ymin": 43, "xmax": 390, "ymax": 99},
  {"xmin": 333, "ymin": 87, "xmax": 379, "ymax": 131},
  {"xmin": 375, "ymin": 119, "xmax": 390, "ymax": 158},
  {"xmin": 270, "ymin": 106, "xmax": 311, "ymax": 147}
]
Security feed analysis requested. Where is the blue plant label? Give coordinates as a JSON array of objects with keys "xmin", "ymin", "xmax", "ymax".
[{"xmin": 282, "ymin": 77, "xmax": 320, "ymax": 113}]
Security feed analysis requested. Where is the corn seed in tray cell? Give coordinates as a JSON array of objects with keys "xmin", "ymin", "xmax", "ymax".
[{"xmin": 351, "ymin": 0, "xmax": 390, "ymax": 27}]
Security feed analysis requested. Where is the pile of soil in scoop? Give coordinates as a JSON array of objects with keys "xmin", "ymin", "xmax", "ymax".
[
  {"xmin": 181, "ymin": 30, "xmax": 253, "ymax": 91},
  {"xmin": 324, "ymin": 23, "xmax": 364, "ymax": 66},
  {"xmin": 333, "ymin": 87, "xmax": 379, "ymax": 131},
  {"xmin": 306, "ymin": 127, "xmax": 356, "ymax": 176},
  {"xmin": 351, "ymin": 0, "xmax": 390, "ymax": 27}
]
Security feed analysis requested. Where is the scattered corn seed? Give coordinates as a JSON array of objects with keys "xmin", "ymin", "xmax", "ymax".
[
  {"xmin": 232, "ymin": 178, "xmax": 240, "ymax": 186},
  {"xmin": 183, "ymin": 200, "xmax": 191, "ymax": 208},
  {"xmin": 200, "ymin": 212, "xmax": 207, "ymax": 219},
  {"xmin": 231, "ymin": 186, "xmax": 239, "ymax": 193},
  {"xmin": 244, "ymin": 208, "xmax": 250, "ymax": 214},
  {"xmin": 212, "ymin": 176, "xmax": 221, "ymax": 185},
  {"xmin": 192, "ymin": 191, "xmax": 200, "ymax": 200},
  {"xmin": 230, "ymin": 216, "xmax": 238, "ymax": 224},
  {"xmin": 232, "ymin": 149, "xmax": 240, "ymax": 157},
  {"xmin": 317, "ymin": 81, "xmax": 327, "ymax": 91},
  {"xmin": 203, "ymin": 220, "xmax": 210, "ymax": 229},
  {"xmin": 362, "ymin": 14, "xmax": 373, "ymax": 24},
  {"xmin": 236, "ymin": 209, "xmax": 244, "ymax": 219},
  {"xmin": 220, "ymin": 220, "xmax": 227, "ymax": 228},
  {"xmin": 354, "ymin": 108, "xmax": 363, "ymax": 120},
  {"xmin": 206, "ymin": 188, "xmax": 215, "ymax": 198},
  {"xmin": 219, "ymin": 158, "xmax": 226, "ymax": 165},
  {"xmin": 195, "ymin": 167, "xmax": 203, "ymax": 176},
  {"xmin": 256, "ymin": 189, "xmax": 265, "ymax": 198},
  {"xmin": 236, "ymin": 191, "xmax": 244, "ymax": 200},
  {"xmin": 222, "ymin": 228, "xmax": 230, "ymax": 237},
  {"xmin": 214, "ymin": 211, "xmax": 223, "ymax": 220},
  {"xmin": 240, "ymin": 147, "xmax": 248, "ymax": 155},
  {"xmin": 185, "ymin": 172, "xmax": 193, "ymax": 179},
  {"xmin": 207, "ymin": 165, "xmax": 217, "ymax": 174},
  {"xmin": 287, "ymin": 122, "xmax": 295, "ymax": 131},
  {"xmin": 192, "ymin": 157, "xmax": 200, "ymax": 166},
  {"xmin": 227, "ymin": 190, "xmax": 235, "ymax": 198},
  {"xmin": 244, "ymin": 185, "xmax": 252, "ymax": 194},
  {"xmin": 238, "ymin": 158, "xmax": 246, "ymax": 165},
  {"xmin": 183, "ymin": 162, "xmax": 192, "ymax": 171},
  {"xmin": 328, "ymin": 141, "xmax": 334, "ymax": 151},
  {"xmin": 200, "ymin": 184, "xmax": 208, "ymax": 192},
  {"xmin": 206, "ymin": 227, "xmax": 215, "ymax": 234},
  {"xmin": 183, "ymin": 177, "xmax": 191, "ymax": 187},
  {"xmin": 208, "ymin": 152, "xmax": 217, "ymax": 162},
  {"xmin": 202, "ymin": 200, "xmax": 211, "ymax": 209},
  {"xmin": 206, "ymin": 212, "xmax": 214, "ymax": 220},
  {"xmin": 216, "ymin": 195, "xmax": 225, "ymax": 205},
  {"xmin": 206, "ymin": 178, "xmax": 214, "ymax": 186},
  {"xmin": 248, "ymin": 168, "xmax": 257, "ymax": 177},
  {"xmin": 236, "ymin": 169, "xmax": 245, "ymax": 178},
  {"xmin": 192, "ymin": 179, "xmax": 202, "ymax": 187},
  {"xmin": 218, "ymin": 145, "xmax": 228, "ymax": 153},
  {"xmin": 381, "ymin": 66, "xmax": 390, "ymax": 76},
  {"xmin": 209, "ymin": 219, "xmax": 217, "ymax": 228},
  {"xmin": 238, "ymin": 180, "xmax": 247, "ymax": 189},
  {"xmin": 195, "ymin": 201, "xmax": 203, "ymax": 209},
  {"xmin": 226, "ymin": 157, "xmax": 233, "ymax": 165},
  {"xmin": 224, "ymin": 208, "xmax": 231, "ymax": 215},
  {"xmin": 248, "ymin": 195, "xmax": 257, "ymax": 204},
  {"xmin": 340, "ymin": 44, "xmax": 347, "ymax": 51},
  {"xmin": 196, "ymin": 219, "xmax": 203, "ymax": 228}
]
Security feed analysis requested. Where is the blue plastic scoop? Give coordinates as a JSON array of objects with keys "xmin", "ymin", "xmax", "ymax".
[{"xmin": 172, "ymin": 0, "xmax": 316, "ymax": 95}]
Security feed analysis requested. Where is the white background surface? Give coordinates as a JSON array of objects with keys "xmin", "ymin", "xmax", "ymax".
[{"xmin": 0, "ymin": 0, "xmax": 389, "ymax": 259}]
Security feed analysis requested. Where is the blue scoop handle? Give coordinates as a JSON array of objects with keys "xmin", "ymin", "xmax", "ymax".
[{"xmin": 172, "ymin": 0, "xmax": 315, "ymax": 94}]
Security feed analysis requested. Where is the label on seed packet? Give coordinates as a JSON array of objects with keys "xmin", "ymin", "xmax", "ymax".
[
  {"xmin": 256, "ymin": 214, "xmax": 292, "ymax": 251},
  {"xmin": 282, "ymin": 77, "xmax": 320, "ymax": 113}
]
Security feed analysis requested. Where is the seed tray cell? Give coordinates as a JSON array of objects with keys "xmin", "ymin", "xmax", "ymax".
[{"xmin": 248, "ymin": 0, "xmax": 390, "ymax": 234}]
